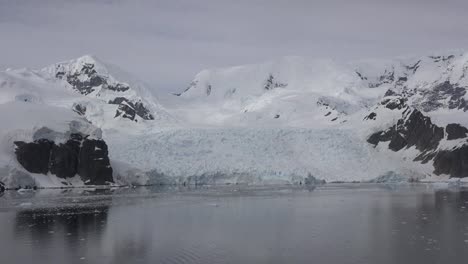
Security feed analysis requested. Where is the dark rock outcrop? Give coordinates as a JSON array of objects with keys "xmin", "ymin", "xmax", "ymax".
[
  {"xmin": 14, "ymin": 134, "xmax": 113, "ymax": 185},
  {"xmin": 264, "ymin": 74, "xmax": 287, "ymax": 90},
  {"xmin": 368, "ymin": 109, "xmax": 444, "ymax": 152},
  {"xmin": 109, "ymin": 97, "xmax": 154, "ymax": 121},
  {"xmin": 381, "ymin": 97, "xmax": 407, "ymax": 110},
  {"xmin": 72, "ymin": 103, "xmax": 87, "ymax": 116},
  {"xmin": 446, "ymin": 123, "xmax": 468, "ymax": 140},
  {"xmin": 14, "ymin": 139, "xmax": 53, "ymax": 174},
  {"xmin": 56, "ymin": 62, "xmax": 154, "ymax": 122},
  {"xmin": 0, "ymin": 181, "xmax": 4, "ymax": 192},
  {"xmin": 368, "ymin": 107, "xmax": 468, "ymax": 178},
  {"xmin": 174, "ymin": 81, "xmax": 198, "ymax": 96},
  {"xmin": 78, "ymin": 139, "xmax": 113, "ymax": 185},
  {"xmin": 384, "ymin": 89, "xmax": 398, "ymax": 97},
  {"xmin": 418, "ymin": 81, "xmax": 468, "ymax": 112},
  {"xmin": 433, "ymin": 145, "xmax": 468, "ymax": 178},
  {"xmin": 364, "ymin": 112, "xmax": 376, "ymax": 120},
  {"xmin": 58, "ymin": 63, "xmax": 105, "ymax": 95},
  {"xmin": 49, "ymin": 134, "xmax": 82, "ymax": 179},
  {"xmin": 57, "ymin": 63, "xmax": 130, "ymax": 95},
  {"xmin": 355, "ymin": 71, "xmax": 367, "ymax": 81},
  {"xmin": 107, "ymin": 83, "xmax": 130, "ymax": 92}
]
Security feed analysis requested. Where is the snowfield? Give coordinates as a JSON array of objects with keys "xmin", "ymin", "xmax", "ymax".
[{"xmin": 1, "ymin": 52, "xmax": 468, "ymax": 188}]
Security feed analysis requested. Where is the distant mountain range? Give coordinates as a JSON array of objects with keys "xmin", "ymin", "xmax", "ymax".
[{"xmin": 1, "ymin": 52, "xmax": 467, "ymax": 188}]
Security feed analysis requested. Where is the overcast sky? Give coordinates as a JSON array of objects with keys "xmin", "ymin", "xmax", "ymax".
[{"xmin": 1, "ymin": 0, "xmax": 468, "ymax": 93}]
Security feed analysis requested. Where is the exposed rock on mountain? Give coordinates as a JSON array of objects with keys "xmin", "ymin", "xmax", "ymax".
[
  {"xmin": 381, "ymin": 97, "xmax": 407, "ymax": 110},
  {"xmin": 109, "ymin": 97, "xmax": 154, "ymax": 121},
  {"xmin": 72, "ymin": 103, "xmax": 87, "ymax": 116},
  {"xmin": 78, "ymin": 138, "xmax": 114, "ymax": 185},
  {"xmin": 43, "ymin": 55, "xmax": 172, "ymax": 126},
  {"xmin": 367, "ymin": 108, "xmax": 444, "ymax": 152},
  {"xmin": 14, "ymin": 139, "xmax": 53, "ymax": 175},
  {"xmin": 446, "ymin": 124, "xmax": 468, "ymax": 140},
  {"xmin": 418, "ymin": 82, "xmax": 468, "ymax": 112},
  {"xmin": 14, "ymin": 133, "xmax": 113, "ymax": 185},
  {"xmin": 55, "ymin": 62, "xmax": 129, "ymax": 95},
  {"xmin": 367, "ymin": 97, "xmax": 468, "ymax": 178},
  {"xmin": 264, "ymin": 74, "xmax": 287, "ymax": 90},
  {"xmin": 433, "ymin": 145, "xmax": 468, "ymax": 178},
  {"xmin": 49, "ymin": 133, "xmax": 82, "ymax": 179}
]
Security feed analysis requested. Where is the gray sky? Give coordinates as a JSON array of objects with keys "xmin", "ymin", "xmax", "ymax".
[{"xmin": 1, "ymin": 0, "xmax": 468, "ymax": 93}]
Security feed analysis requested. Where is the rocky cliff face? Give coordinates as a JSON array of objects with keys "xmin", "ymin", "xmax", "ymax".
[
  {"xmin": 367, "ymin": 107, "xmax": 444, "ymax": 153},
  {"xmin": 367, "ymin": 96, "xmax": 468, "ymax": 178},
  {"xmin": 14, "ymin": 133, "xmax": 113, "ymax": 185},
  {"xmin": 51, "ymin": 56, "xmax": 157, "ymax": 123},
  {"xmin": 433, "ymin": 146, "xmax": 468, "ymax": 178}
]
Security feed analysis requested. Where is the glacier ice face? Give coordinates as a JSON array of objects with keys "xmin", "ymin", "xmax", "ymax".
[{"xmin": 106, "ymin": 127, "xmax": 426, "ymax": 184}]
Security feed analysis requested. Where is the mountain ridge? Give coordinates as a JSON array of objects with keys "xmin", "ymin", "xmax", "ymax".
[{"xmin": 1, "ymin": 52, "xmax": 468, "ymax": 188}]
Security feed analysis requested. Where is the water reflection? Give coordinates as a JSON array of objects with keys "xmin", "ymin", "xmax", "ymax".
[
  {"xmin": 2, "ymin": 185, "xmax": 468, "ymax": 264},
  {"xmin": 368, "ymin": 188, "xmax": 468, "ymax": 264},
  {"xmin": 12, "ymin": 205, "xmax": 109, "ymax": 263}
]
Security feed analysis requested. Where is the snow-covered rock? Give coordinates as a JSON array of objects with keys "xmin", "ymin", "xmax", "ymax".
[
  {"xmin": 0, "ymin": 55, "xmax": 175, "ymax": 188},
  {"xmin": 0, "ymin": 102, "xmax": 112, "ymax": 188}
]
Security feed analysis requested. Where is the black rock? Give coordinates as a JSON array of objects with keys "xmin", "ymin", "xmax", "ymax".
[
  {"xmin": 78, "ymin": 139, "xmax": 114, "ymax": 185},
  {"xmin": 406, "ymin": 60, "xmax": 421, "ymax": 73},
  {"xmin": 57, "ymin": 63, "xmax": 134, "ymax": 99},
  {"xmin": 110, "ymin": 97, "xmax": 154, "ymax": 121},
  {"xmin": 0, "ymin": 181, "xmax": 5, "ymax": 192},
  {"xmin": 364, "ymin": 112, "xmax": 376, "ymax": 120},
  {"xmin": 367, "ymin": 109, "xmax": 444, "ymax": 152},
  {"xmin": 72, "ymin": 103, "xmax": 87, "ymax": 116},
  {"xmin": 115, "ymin": 103, "xmax": 137, "ymax": 120},
  {"xmin": 419, "ymin": 81, "xmax": 468, "ymax": 112},
  {"xmin": 107, "ymin": 83, "xmax": 130, "ymax": 92},
  {"xmin": 384, "ymin": 89, "xmax": 398, "ymax": 97},
  {"xmin": 381, "ymin": 97, "xmax": 407, "ymax": 110},
  {"xmin": 355, "ymin": 71, "xmax": 367, "ymax": 81},
  {"xmin": 367, "ymin": 131, "xmax": 388, "ymax": 146},
  {"xmin": 264, "ymin": 74, "xmax": 287, "ymax": 90},
  {"xmin": 367, "ymin": 108, "xmax": 468, "ymax": 179},
  {"xmin": 49, "ymin": 135, "xmax": 82, "ymax": 179},
  {"xmin": 396, "ymin": 76, "xmax": 408, "ymax": 86},
  {"xmin": 63, "ymin": 63, "xmax": 105, "ymax": 95},
  {"xmin": 398, "ymin": 110, "xmax": 444, "ymax": 151},
  {"xmin": 14, "ymin": 139, "xmax": 53, "ymax": 174},
  {"xmin": 433, "ymin": 145, "xmax": 468, "ymax": 178},
  {"xmin": 14, "ymin": 133, "xmax": 114, "ymax": 185},
  {"xmin": 446, "ymin": 123, "xmax": 468, "ymax": 140}
]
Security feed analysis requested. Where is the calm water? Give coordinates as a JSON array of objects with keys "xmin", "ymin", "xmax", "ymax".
[{"xmin": 1, "ymin": 184, "xmax": 468, "ymax": 264}]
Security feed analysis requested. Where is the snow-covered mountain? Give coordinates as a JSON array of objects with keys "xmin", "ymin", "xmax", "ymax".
[
  {"xmin": 1, "ymin": 52, "xmax": 468, "ymax": 188},
  {"xmin": 1, "ymin": 55, "xmax": 175, "ymax": 131},
  {"xmin": 0, "ymin": 55, "xmax": 174, "ymax": 188},
  {"xmin": 175, "ymin": 53, "xmax": 468, "ymax": 127},
  {"xmin": 169, "ymin": 51, "xmax": 468, "ymax": 180}
]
